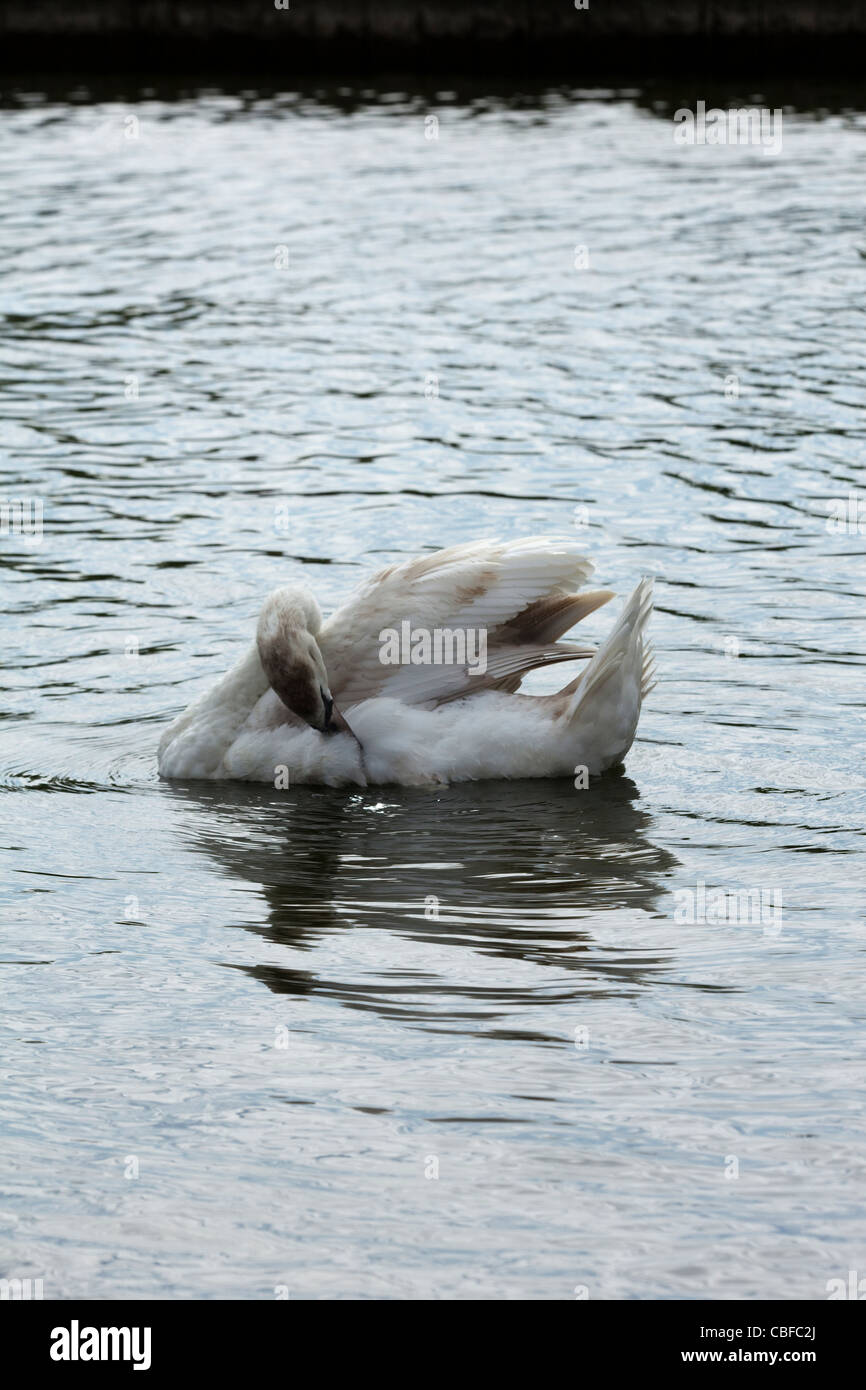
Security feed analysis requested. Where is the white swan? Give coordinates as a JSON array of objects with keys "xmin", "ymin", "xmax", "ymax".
[{"xmin": 157, "ymin": 538, "xmax": 656, "ymax": 788}]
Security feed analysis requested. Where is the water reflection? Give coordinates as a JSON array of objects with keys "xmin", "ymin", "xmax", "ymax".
[{"xmin": 163, "ymin": 772, "xmax": 679, "ymax": 1023}]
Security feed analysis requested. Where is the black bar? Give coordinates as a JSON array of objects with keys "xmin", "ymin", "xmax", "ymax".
[
  {"xmin": 5, "ymin": 1298, "xmax": 862, "ymax": 1373},
  {"xmin": 2, "ymin": 1, "xmax": 866, "ymax": 77}
]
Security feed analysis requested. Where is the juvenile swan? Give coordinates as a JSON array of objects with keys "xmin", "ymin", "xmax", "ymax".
[{"xmin": 158, "ymin": 537, "xmax": 656, "ymax": 787}]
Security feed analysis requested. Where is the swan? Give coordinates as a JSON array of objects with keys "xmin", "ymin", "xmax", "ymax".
[{"xmin": 157, "ymin": 537, "xmax": 656, "ymax": 788}]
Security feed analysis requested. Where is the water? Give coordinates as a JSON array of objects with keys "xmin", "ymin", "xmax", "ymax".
[{"xmin": 1, "ymin": 81, "xmax": 865, "ymax": 1300}]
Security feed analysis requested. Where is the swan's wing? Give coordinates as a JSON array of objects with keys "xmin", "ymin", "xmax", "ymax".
[{"xmin": 320, "ymin": 537, "xmax": 612, "ymax": 709}]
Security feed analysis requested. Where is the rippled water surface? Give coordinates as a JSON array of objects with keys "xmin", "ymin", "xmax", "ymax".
[{"xmin": 1, "ymin": 82, "xmax": 865, "ymax": 1299}]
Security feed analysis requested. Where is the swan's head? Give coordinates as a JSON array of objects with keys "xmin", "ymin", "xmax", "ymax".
[{"xmin": 256, "ymin": 584, "xmax": 354, "ymax": 737}]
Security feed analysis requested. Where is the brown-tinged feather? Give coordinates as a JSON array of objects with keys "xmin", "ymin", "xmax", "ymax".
[{"xmin": 498, "ymin": 589, "xmax": 615, "ymax": 646}]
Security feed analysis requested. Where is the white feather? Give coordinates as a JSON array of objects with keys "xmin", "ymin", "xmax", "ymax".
[{"xmin": 320, "ymin": 535, "xmax": 595, "ymax": 707}]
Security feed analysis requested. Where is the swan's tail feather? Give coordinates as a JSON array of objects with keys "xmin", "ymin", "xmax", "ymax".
[
  {"xmin": 563, "ymin": 576, "xmax": 655, "ymax": 772},
  {"xmin": 641, "ymin": 646, "xmax": 658, "ymax": 698},
  {"xmin": 568, "ymin": 577, "xmax": 653, "ymax": 711}
]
